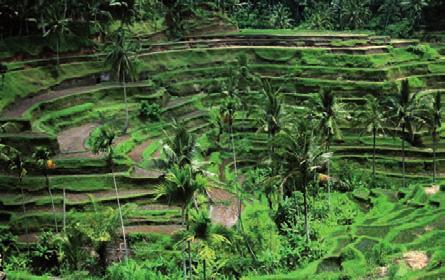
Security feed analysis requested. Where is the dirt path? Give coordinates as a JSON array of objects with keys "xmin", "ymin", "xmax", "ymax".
[
  {"xmin": 57, "ymin": 123, "xmax": 98, "ymax": 153},
  {"xmin": 208, "ymin": 188, "xmax": 241, "ymax": 228},
  {"xmin": 1, "ymin": 85, "xmax": 101, "ymax": 118}
]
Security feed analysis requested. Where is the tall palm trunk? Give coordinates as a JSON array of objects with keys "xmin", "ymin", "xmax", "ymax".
[
  {"xmin": 56, "ymin": 38, "xmax": 60, "ymax": 65},
  {"xmin": 19, "ymin": 177, "xmax": 28, "ymax": 237},
  {"xmin": 302, "ymin": 171, "xmax": 309, "ymax": 241},
  {"xmin": 433, "ymin": 128, "xmax": 438, "ymax": 183},
  {"xmin": 110, "ymin": 152, "xmax": 128, "ymax": 259},
  {"xmin": 203, "ymin": 259, "xmax": 206, "ymax": 280},
  {"xmin": 402, "ymin": 124, "xmax": 406, "ymax": 188},
  {"xmin": 372, "ymin": 126, "xmax": 376, "ymax": 184},
  {"xmin": 181, "ymin": 207, "xmax": 187, "ymax": 280},
  {"xmin": 326, "ymin": 140, "xmax": 331, "ymax": 211},
  {"xmin": 45, "ymin": 170, "xmax": 58, "ymax": 233},
  {"xmin": 63, "ymin": 187, "xmax": 66, "ymax": 231},
  {"xmin": 123, "ymin": 77, "xmax": 129, "ymax": 133},
  {"xmin": 186, "ymin": 209, "xmax": 192, "ymax": 280},
  {"xmin": 230, "ymin": 123, "xmax": 242, "ymax": 231}
]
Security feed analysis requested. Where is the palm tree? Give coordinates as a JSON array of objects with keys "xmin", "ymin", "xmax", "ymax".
[
  {"xmin": 155, "ymin": 164, "xmax": 206, "ymax": 280},
  {"xmin": 220, "ymin": 72, "xmax": 243, "ymax": 230},
  {"xmin": 422, "ymin": 92, "xmax": 442, "ymax": 183},
  {"xmin": 310, "ymin": 89, "xmax": 346, "ymax": 207},
  {"xmin": 32, "ymin": 147, "xmax": 58, "ymax": 233},
  {"xmin": 388, "ymin": 80, "xmax": 426, "ymax": 188},
  {"xmin": 105, "ymin": 27, "xmax": 136, "ymax": 133},
  {"xmin": 90, "ymin": 125, "xmax": 128, "ymax": 259},
  {"xmin": 275, "ymin": 120, "xmax": 330, "ymax": 241},
  {"xmin": 0, "ymin": 145, "xmax": 28, "ymax": 236},
  {"xmin": 183, "ymin": 210, "xmax": 230, "ymax": 279},
  {"xmin": 357, "ymin": 95, "xmax": 387, "ymax": 184},
  {"xmin": 43, "ymin": 5, "xmax": 70, "ymax": 65},
  {"xmin": 260, "ymin": 78, "xmax": 283, "ymax": 159},
  {"xmin": 155, "ymin": 123, "xmax": 197, "ymax": 170}
]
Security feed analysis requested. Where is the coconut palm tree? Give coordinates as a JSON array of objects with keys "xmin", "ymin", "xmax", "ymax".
[
  {"xmin": 260, "ymin": 78, "xmax": 283, "ymax": 159},
  {"xmin": 275, "ymin": 120, "xmax": 330, "ymax": 241},
  {"xmin": 89, "ymin": 125, "xmax": 128, "ymax": 259},
  {"xmin": 0, "ymin": 145, "xmax": 28, "ymax": 236},
  {"xmin": 43, "ymin": 4, "xmax": 70, "ymax": 65},
  {"xmin": 310, "ymin": 88, "xmax": 347, "ymax": 207},
  {"xmin": 105, "ymin": 27, "xmax": 136, "ymax": 133},
  {"xmin": 183, "ymin": 210, "xmax": 230, "ymax": 279},
  {"xmin": 357, "ymin": 95, "xmax": 387, "ymax": 184},
  {"xmin": 32, "ymin": 147, "xmax": 58, "ymax": 233},
  {"xmin": 155, "ymin": 164, "xmax": 206, "ymax": 280},
  {"xmin": 388, "ymin": 80, "xmax": 427, "ymax": 188},
  {"xmin": 155, "ymin": 122, "xmax": 197, "ymax": 170},
  {"xmin": 422, "ymin": 92, "xmax": 442, "ymax": 183},
  {"xmin": 220, "ymin": 71, "xmax": 243, "ymax": 230}
]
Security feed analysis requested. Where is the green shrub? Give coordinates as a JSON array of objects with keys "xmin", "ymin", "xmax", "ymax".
[
  {"xmin": 139, "ymin": 102, "xmax": 161, "ymax": 121},
  {"xmin": 370, "ymin": 240, "xmax": 398, "ymax": 266}
]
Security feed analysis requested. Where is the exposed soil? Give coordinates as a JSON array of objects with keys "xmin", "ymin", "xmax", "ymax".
[
  {"xmin": 425, "ymin": 185, "xmax": 440, "ymax": 195},
  {"xmin": 57, "ymin": 123, "xmax": 98, "ymax": 153},
  {"xmin": 128, "ymin": 139, "xmax": 153, "ymax": 162},
  {"xmin": 1, "ymin": 85, "xmax": 101, "ymax": 118},
  {"xmin": 131, "ymin": 167, "xmax": 163, "ymax": 178},
  {"xmin": 403, "ymin": 251, "xmax": 429, "ymax": 270},
  {"xmin": 208, "ymin": 187, "xmax": 242, "ymax": 228},
  {"xmin": 17, "ymin": 233, "xmax": 39, "ymax": 243},
  {"xmin": 125, "ymin": 225, "xmax": 182, "ymax": 235}
]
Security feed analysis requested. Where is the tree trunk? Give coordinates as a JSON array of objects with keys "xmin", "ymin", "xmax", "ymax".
[
  {"xmin": 123, "ymin": 77, "xmax": 129, "ymax": 133},
  {"xmin": 45, "ymin": 171, "xmax": 58, "ymax": 233},
  {"xmin": 19, "ymin": 177, "xmax": 28, "ymax": 237},
  {"xmin": 402, "ymin": 124, "xmax": 406, "ymax": 188},
  {"xmin": 302, "ymin": 171, "xmax": 309, "ymax": 241},
  {"xmin": 372, "ymin": 126, "xmax": 376, "ymax": 185},
  {"xmin": 303, "ymin": 186, "xmax": 309, "ymax": 241},
  {"xmin": 433, "ymin": 129, "xmax": 437, "ymax": 183},
  {"xmin": 56, "ymin": 39, "xmax": 60, "ymax": 65},
  {"xmin": 326, "ymin": 141, "xmax": 331, "ymax": 211},
  {"xmin": 63, "ymin": 187, "xmax": 66, "ymax": 231},
  {"xmin": 229, "ymin": 123, "xmax": 242, "ymax": 231},
  {"xmin": 203, "ymin": 259, "xmax": 206, "ymax": 280},
  {"xmin": 111, "ymin": 153, "xmax": 128, "ymax": 259},
  {"xmin": 186, "ymin": 209, "xmax": 192, "ymax": 280},
  {"xmin": 182, "ymin": 207, "xmax": 187, "ymax": 280}
]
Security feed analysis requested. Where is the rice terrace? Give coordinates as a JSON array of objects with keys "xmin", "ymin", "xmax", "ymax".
[{"xmin": 0, "ymin": 1, "xmax": 445, "ymax": 279}]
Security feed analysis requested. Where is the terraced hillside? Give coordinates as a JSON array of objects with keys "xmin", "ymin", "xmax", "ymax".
[
  {"xmin": 1, "ymin": 30, "xmax": 444, "ymax": 250},
  {"xmin": 251, "ymin": 183, "xmax": 445, "ymax": 279}
]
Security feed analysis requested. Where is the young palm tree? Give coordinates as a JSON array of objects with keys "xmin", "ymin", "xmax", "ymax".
[
  {"xmin": 0, "ymin": 145, "xmax": 28, "ymax": 236},
  {"xmin": 423, "ymin": 92, "xmax": 442, "ymax": 183},
  {"xmin": 275, "ymin": 120, "xmax": 330, "ymax": 241},
  {"xmin": 105, "ymin": 27, "xmax": 136, "ymax": 133},
  {"xmin": 388, "ymin": 80, "xmax": 427, "ymax": 188},
  {"xmin": 183, "ymin": 210, "xmax": 230, "ymax": 279},
  {"xmin": 32, "ymin": 147, "xmax": 58, "ymax": 233},
  {"xmin": 357, "ymin": 95, "xmax": 387, "ymax": 184},
  {"xmin": 90, "ymin": 125, "xmax": 128, "ymax": 259},
  {"xmin": 155, "ymin": 164, "xmax": 206, "ymax": 280}
]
